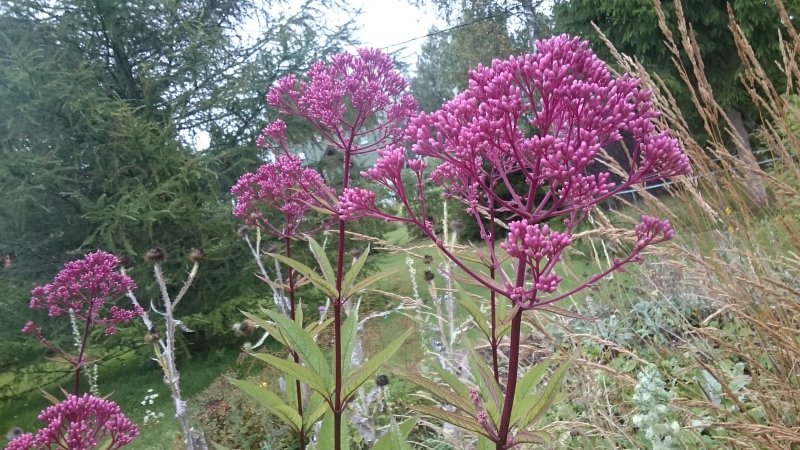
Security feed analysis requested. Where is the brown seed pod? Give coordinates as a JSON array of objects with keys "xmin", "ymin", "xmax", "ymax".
[
  {"xmin": 145, "ymin": 247, "xmax": 166, "ymax": 263},
  {"xmin": 190, "ymin": 248, "xmax": 207, "ymax": 263}
]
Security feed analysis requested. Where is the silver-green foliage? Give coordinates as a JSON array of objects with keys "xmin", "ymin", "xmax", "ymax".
[{"xmin": 632, "ymin": 365, "xmax": 680, "ymax": 450}]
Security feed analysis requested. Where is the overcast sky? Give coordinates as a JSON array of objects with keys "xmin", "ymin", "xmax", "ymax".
[{"xmin": 350, "ymin": 0, "xmax": 443, "ymax": 68}]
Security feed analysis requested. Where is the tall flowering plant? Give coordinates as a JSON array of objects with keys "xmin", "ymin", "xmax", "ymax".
[
  {"xmin": 344, "ymin": 35, "xmax": 689, "ymax": 449},
  {"xmin": 13, "ymin": 251, "xmax": 142, "ymax": 450},
  {"xmin": 23, "ymin": 251, "xmax": 141, "ymax": 393},
  {"xmin": 230, "ymin": 48, "xmax": 418, "ymax": 450},
  {"xmin": 229, "ymin": 154, "xmax": 333, "ymax": 449}
]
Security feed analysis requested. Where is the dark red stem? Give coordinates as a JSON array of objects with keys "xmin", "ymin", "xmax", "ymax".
[
  {"xmin": 285, "ymin": 237, "xmax": 305, "ymax": 450},
  {"xmin": 73, "ymin": 298, "xmax": 96, "ymax": 394},
  {"xmin": 488, "ymin": 200, "xmax": 500, "ymax": 383},
  {"xmin": 333, "ymin": 150, "xmax": 352, "ymax": 450},
  {"xmin": 496, "ymin": 309, "xmax": 523, "ymax": 450}
]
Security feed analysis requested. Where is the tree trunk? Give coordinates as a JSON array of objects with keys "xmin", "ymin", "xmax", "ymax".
[
  {"xmin": 727, "ymin": 107, "xmax": 768, "ymax": 208},
  {"xmin": 518, "ymin": 0, "xmax": 540, "ymax": 49}
]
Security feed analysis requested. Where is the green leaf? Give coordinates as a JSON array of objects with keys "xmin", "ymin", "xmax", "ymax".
[
  {"xmin": 269, "ymin": 252, "xmax": 338, "ymax": 298},
  {"xmin": 295, "ymin": 299, "xmax": 304, "ymax": 326},
  {"xmin": 317, "ymin": 409, "xmax": 350, "ymax": 450},
  {"xmin": 372, "ymin": 416, "xmax": 417, "ymax": 450},
  {"xmin": 347, "ymin": 270, "xmax": 398, "ymax": 297},
  {"xmin": 394, "ymin": 371, "xmax": 476, "ymax": 416},
  {"xmin": 497, "ymin": 305, "xmax": 519, "ymax": 339},
  {"xmin": 510, "ymin": 361, "xmax": 548, "ymax": 427},
  {"xmin": 456, "ymin": 286, "xmax": 492, "ymax": 341},
  {"xmin": 241, "ymin": 311, "xmax": 286, "ymax": 346},
  {"xmin": 308, "ymin": 237, "xmax": 335, "ymax": 284},
  {"xmin": 513, "ymin": 430, "xmax": 550, "ymax": 445},
  {"xmin": 431, "ymin": 363, "xmax": 472, "ymax": 403},
  {"xmin": 305, "ymin": 316, "xmax": 333, "ymax": 338},
  {"xmin": 303, "ymin": 392, "xmax": 330, "ymax": 434},
  {"xmin": 476, "ymin": 435, "xmax": 494, "ymax": 450},
  {"xmin": 413, "ymin": 405, "xmax": 489, "ymax": 437},
  {"xmin": 250, "ymin": 352, "xmax": 330, "ymax": 402},
  {"xmin": 263, "ymin": 309, "xmax": 332, "ymax": 389},
  {"xmin": 341, "ymin": 303, "xmax": 359, "ymax": 373},
  {"xmin": 341, "ymin": 329, "xmax": 412, "ymax": 403},
  {"xmin": 469, "ymin": 350, "xmax": 503, "ymax": 427},
  {"xmin": 227, "ymin": 377, "xmax": 302, "ymax": 433},
  {"xmin": 342, "ymin": 244, "xmax": 370, "ymax": 298},
  {"xmin": 517, "ymin": 359, "xmax": 570, "ymax": 429}
]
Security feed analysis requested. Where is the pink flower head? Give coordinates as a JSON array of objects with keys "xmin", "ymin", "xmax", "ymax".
[
  {"xmin": 635, "ymin": 215, "xmax": 675, "ymax": 248},
  {"xmin": 362, "ymin": 145, "xmax": 407, "ymax": 186},
  {"xmin": 397, "ymin": 34, "xmax": 689, "ymax": 223},
  {"xmin": 27, "ymin": 251, "xmax": 140, "ymax": 336},
  {"xmin": 255, "ymin": 119, "xmax": 288, "ymax": 151},
  {"xmin": 266, "ymin": 48, "xmax": 416, "ymax": 155},
  {"xmin": 4, "ymin": 433, "xmax": 33, "ymax": 450},
  {"xmin": 231, "ymin": 155, "xmax": 331, "ymax": 237},
  {"xmin": 4, "ymin": 394, "xmax": 139, "ymax": 450},
  {"xmin": 338, "ymin": 187, "xmax": 377, "ymax": 222},
  {"xmin": 501, "ymin": 221, "xmax": 572, "ymax": 262}
]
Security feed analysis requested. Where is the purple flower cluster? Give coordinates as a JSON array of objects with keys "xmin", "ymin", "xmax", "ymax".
[
  {"xmin": 398, "ymin": 35, "xmax": 688, "ymax": 221},
  {"xmin": 26, "ymin": 251, "xmax": 141, "ymax": 336},
  {"xmin": 4, "ymin": 394, "xmax": 139, "ymax": 450},
  {"xmin": 231, "ymin": 154, "xmax": 331, "ymax": 237},
  {"xmin": 352, "ymin": 35, "xmax": 690, "ymax": 309},
  {"xmin": 265, "ymin": 48, "xmax": 416, "ymax": 156}
]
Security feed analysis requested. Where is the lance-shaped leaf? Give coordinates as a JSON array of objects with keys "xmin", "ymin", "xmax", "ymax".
[
  {"xmin": 263, "ymin": 309, "xmax": 332, "ymax": 389},
  {"xmin": 307, "ymin": 237, "xmax": 335, "ymax": 284},
  {"xmin": 394, "ymin": 370, "xmax": 476, "ymax": 416},
  {"xmin": 341, "ymin": 328, "xmax": 412, "ymax": 403},
  {"xmin": 342, "ymin": 244, "xmax": 370, "ymax": 297},
  {"xmin": 250, "ymin": 352, "xmax": 330, "ymax": 403},
  {"xmin": 305, "ymin": 316, "xmax": 333, "ymax": 338},
  {"xmin": 346, "ymin": 270, "xmax": 398, "ymax": 297},
  {"xmin": 476, "ymin": 436, "xmax": 494, "ymax": 450},
  {"xmin": 510, "ymin": 361, "xmax": 548, "ymax": 427},
  {"xmin": 241, "ymin": 311, "xmax": 286, "ymax": 346},
  {"xmin": 470, "ymin": 349, "xmax": 503, "ymax": 427},
  {"xmin": 516, "ymin": 359, "xmax": 570, "ymax": 430},
  {"xmin": 227, "ymin": 377, "xmax": 302, "ymax": 433},
  {"xmin": 432, "ymin": 363, "xmax": 472, "ymax": 404},
  {"xmin": 497, "ymin": 305, "xmax": 520, "ymax": 339},
  {"xmin": 303, "ymin": 392, "xmax": 329, "ymax": 435},
  {"xmin": 413, "ymin": 405, "xmax": 490, "ymax": 437},
  {"xmin": 340, "ymin": 304, "xmax": 359, "ymax": 373},
  {"xmin": 512, "ymin": 430, "xmax": 550, "ymax": 445},
  {"xmin": 269, "ymin": 252, "xmax": 338, "ymax": 298},
  {"xmin": 457, "ymin": 289, "xmax": 492, "ymax": 341},
  {"xmin": 372, "ymin": 416, "xmax": 418, "ymax": 450},
  {"xmin": 317, "ymin": 409, "xmax": 351, "ymax": 450}
]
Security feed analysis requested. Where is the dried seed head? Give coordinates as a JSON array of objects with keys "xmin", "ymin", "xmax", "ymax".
[
  {"xmin": 375, "ymin": 374, "xmax": 389, "ymax": 387},
  {"xmin": 118, "ymin": 254, "xmax": 135, "ymax": 269},
  {"xmin": 145, "ymin": 247, "xmax": 166, "ymax": 263},
  {"xmin": 190, "ymin": 248, "xmax": 207, "ymax": 263}
]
